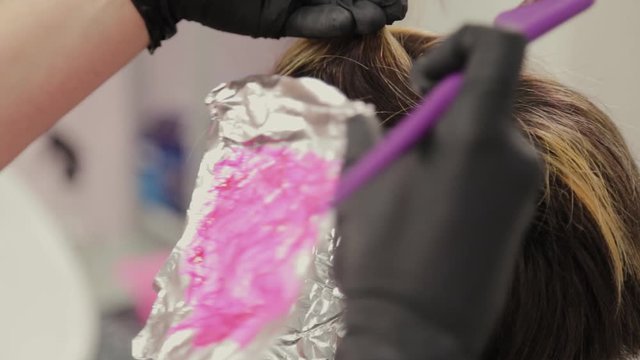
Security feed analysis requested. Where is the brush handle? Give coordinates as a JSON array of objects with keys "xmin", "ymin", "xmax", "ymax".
[
  {"xmin": 335, "ymin": 0, "xmax": 595, "ymax": 204},
  {"xmin": 496, "ymin": 0, "xmax": 595, "ymax": 40},
  {"xmin": 335, "ymin": 74, "xmax": 463, "ymax": 202}
]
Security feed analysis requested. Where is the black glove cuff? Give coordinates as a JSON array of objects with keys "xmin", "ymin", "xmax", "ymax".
[{"xmin": 130, "ymin": 0, "xmax": 179, "ymax": 53}]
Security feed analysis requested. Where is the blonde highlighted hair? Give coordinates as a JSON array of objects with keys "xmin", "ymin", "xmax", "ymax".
[{"xmin": 275, "ymin": 27, "xmax": 640, "ymax": 360}]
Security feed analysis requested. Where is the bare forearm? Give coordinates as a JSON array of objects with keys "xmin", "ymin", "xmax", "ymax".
[{"xmin": 0, "ymin": 0, "xmax": 148, "ymax": 168}]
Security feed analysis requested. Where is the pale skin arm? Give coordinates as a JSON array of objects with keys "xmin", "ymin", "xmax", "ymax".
[{"xmin": 0, "ymin": 0, "xmax": 149, "ymax": 168}]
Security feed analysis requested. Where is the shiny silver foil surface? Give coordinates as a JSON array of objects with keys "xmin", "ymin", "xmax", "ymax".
[
  {"xmin": 133, "ymin": 75, "xmax": 375, "ymax": 360},
  {"xmin": 262, "ymin": 228, "xmax": 345, "ymax": 360}
]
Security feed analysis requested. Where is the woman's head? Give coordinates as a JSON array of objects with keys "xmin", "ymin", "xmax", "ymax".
[
  {"xmin": 275, "ymin": 28, "xmax": 640, "ymax": 360},
  {"xmin": 275, "ymin": 29, "xmax": 432, "ymax": 126}
]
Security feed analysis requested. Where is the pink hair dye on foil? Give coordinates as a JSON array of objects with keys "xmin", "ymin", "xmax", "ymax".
[
  {"xmin": 133, "ymin": 75, "xmax": 375, "ymax": 360},
  {"xmin": 174, "ymin": 145, "xmax": 337, "ymax": 347}
]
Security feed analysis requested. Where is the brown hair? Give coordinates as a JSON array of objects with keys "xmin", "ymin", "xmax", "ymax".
[{"xmin": 275, "ymin": 27, "xmax": 640, "ymax": 360}]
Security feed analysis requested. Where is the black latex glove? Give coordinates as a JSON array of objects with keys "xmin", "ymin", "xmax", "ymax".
[
  {"xmin": 334, "ymin": 25, "xmax": 542, "ymax": 360},
  {"xmin": 131, "ymin": 0, "xmax": 408, "ymax": 51}
]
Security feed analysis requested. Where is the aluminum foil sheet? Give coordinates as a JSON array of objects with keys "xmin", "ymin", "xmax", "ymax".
[{"xmin": 133, "ymin": 75, "xmax": 376, "ymax": 360}]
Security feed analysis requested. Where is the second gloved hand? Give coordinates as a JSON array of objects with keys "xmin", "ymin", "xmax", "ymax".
[
  {"xmin": 335, "ymin": 26, "xmax": 542, "ymax": 360},
  {"xmin": 131, "ymin": 0, "xmax": 407, "ymax": 51}
]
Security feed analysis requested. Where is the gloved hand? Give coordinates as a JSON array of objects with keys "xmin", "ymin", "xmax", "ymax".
[
  {"xmin": 334, "ymin": 25, "xmax": 542, "ymax": 360},
  {"xmin": 131, "ymin": 0, "xmax": 408, "ymax": 51}
]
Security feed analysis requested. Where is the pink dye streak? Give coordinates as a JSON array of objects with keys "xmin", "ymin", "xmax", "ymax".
[{"xmin": 171, "ymin": 145, "xmax": 339, "ymax": 348}]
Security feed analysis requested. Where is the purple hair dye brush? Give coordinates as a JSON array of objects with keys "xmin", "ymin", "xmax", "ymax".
[{"xmin": 335, "ymin": 0, "xmax": 595, "ymax": 203}]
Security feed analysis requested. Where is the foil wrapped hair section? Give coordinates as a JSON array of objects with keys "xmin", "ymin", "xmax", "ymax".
[{"xmin": 132, "ymin": 75, "xmax": 376, "ymax": 360}]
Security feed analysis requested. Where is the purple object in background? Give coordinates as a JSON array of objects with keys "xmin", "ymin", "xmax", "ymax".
[
  {"xmin": 139, "ymin": 114, "xmax": 186, "ymax": 213},
  {"xmin": 334, "ymin": 0, "xmax": 596, "ymax": 203}
]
